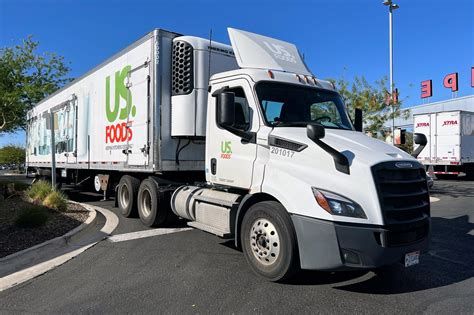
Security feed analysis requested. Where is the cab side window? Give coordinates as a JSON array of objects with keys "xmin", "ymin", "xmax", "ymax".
[{"xmin": 228, "ymin": 87, "xmax": 251, "ymax": 131}]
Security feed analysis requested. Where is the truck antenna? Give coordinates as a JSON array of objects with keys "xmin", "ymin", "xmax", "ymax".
[{"xmin": 208, "ymin": 29, "xmax": 212, "ymax": 80}]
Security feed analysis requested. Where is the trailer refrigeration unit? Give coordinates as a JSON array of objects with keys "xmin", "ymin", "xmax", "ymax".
[
  {"xmin": 26, "ymin": 28, "xmax": 431, "ymax": 281},
  {"xmin": 414, "ymin": 111, "xmax": 474, "ymax": 179}
]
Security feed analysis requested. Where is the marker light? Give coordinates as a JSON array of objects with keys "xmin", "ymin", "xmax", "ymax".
[
  {"xmin": 295, "ymin": 74, "xmax": 304, "ymax": 83},
  {"xmin": 267, "ymin": 70, "xmax": 274, "ymax": 79},
  {"xmin": 312, "ymin": 188, "xmax": 367, "ymax": 219}
]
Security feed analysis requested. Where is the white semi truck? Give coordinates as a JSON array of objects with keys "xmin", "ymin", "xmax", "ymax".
[
  {"xmin": 414, "ymin": 110, "xmax": 474, "ymax": 179},
  {"xmin": 26, "ymin": 28, "xmax": 430, "ymax": 281}
]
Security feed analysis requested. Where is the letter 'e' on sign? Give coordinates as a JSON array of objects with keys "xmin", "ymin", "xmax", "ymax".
[
  {"xmin": 443, "ymin": 72, "xmax": 458, "ymax": 92},
  {"xmin": 421, "ymin": 80, "xmax": 432, "ymax": 98}
]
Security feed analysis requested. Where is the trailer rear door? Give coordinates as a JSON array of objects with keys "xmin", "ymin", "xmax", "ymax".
[
  {"xmin": 436, "ymin": 111, "xmax": 461, "ymax": 164},
  {"xmin": 460, "ymin": 111, "xmax": 474, "ymax": 164},
  {"xmin": 414, "ymin": 114, "xmax": 432, "ymax": 163}
]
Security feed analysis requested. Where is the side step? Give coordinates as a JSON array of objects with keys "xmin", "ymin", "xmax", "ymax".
[{"xmin": 187, "ymin": 221, "xmax": 233, "ymax": 239}]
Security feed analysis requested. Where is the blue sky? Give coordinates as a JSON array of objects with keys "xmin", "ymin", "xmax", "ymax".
[{"xmin": 1, "ymin": 0, "xmax": 473, "ymax": 146}]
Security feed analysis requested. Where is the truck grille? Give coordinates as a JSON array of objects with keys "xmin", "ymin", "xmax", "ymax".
[
  {"xmin": 172, "ymin": 41, "xmax": 193, "ymax": 96},
  {"xmin": 372, "ymin": 161, "xmax": 430, "ymax": 246}
]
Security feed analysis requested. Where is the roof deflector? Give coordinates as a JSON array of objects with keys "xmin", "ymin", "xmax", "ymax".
[{"xmin": 228, "ymin": 28, "xmax": 311, "ymax": 75}]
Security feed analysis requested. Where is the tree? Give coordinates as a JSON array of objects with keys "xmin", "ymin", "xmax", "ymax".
[
  {"xmin": 329, "ymin": 76, "xmax": 410, "ymax": 138},
  {"xmin": 0, "ymin": 36, "xmax": 72, "ymax": 133},
  {"xmin": 0, "ymin": 145, "xmax": 25, "ymax": 166}
]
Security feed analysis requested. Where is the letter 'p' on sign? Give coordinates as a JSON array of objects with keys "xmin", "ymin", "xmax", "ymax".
[
  {"xmin": 421, "ymin": 80, "xmax": 432, "ymax": 98},
  {"xmin": 443, "ymin": 73, "xmax": 458, "ymax": 92}
]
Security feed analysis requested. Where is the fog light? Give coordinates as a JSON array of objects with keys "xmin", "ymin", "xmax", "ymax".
[{"xmin": 342, "ymin": 249, "xmax": 361, "ymax": 265}]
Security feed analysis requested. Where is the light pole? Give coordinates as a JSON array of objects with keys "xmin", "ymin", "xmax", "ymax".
[{"xmin": 383, "ymin": 0, "xmax": 399, "ymax": 145}]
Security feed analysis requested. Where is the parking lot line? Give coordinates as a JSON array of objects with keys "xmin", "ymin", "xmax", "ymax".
[{"xmin": 107, "ymin": 228, "xmax": 193, "ymax": 243}]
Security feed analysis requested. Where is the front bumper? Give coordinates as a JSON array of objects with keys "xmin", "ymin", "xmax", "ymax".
[{"xmin": 291, "ymin": 215, "xmax": 430, "ymax": 270}]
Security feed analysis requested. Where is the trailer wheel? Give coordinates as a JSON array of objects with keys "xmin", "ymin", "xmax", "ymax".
[
  {"xmin": 118, "ymin": 175, "xmax": 140, "ymax": 217},
  {"xmin": 241, "ymin": 201, "xmax": 299, "ymax": 281},
  {"xmin": 137, "ymin": 178, "xmax": 170, "ymax": 227}
]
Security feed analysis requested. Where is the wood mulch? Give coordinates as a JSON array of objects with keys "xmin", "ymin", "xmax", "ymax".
[{"xmin": 0, "ymin": 196, "xmax": 89, "ymax": 258}]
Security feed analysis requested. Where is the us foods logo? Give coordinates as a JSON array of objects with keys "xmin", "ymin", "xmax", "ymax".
[
  {"xmin": 220, "ymin": 141, "xmax": 232, "ymax": 159},
  {"xmin": 105, "ymin": 65, "xmax": 136, "ymax": 143},
  {"xmin": 263, "ymin": 41, "xmax": 297, "ymax": 64}
]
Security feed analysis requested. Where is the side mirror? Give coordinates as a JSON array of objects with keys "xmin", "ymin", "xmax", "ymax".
[
  {"xmin": 414, "ymin": 133, "xmax": 427, "ymax": 146},
  {"xmin": 412, "ymin": 133, "xmax": 427, "ymax": 158},
  {"xmin": 216, "ymin": 92, "xmax": 235, "ymax": 127},
  {"xmin": 307, "ymin": 123, "xmax": 325, "ymax": 140},
  {"xmin": 354, "ymin": 108, "xmax": 363, "ymax": 132}
]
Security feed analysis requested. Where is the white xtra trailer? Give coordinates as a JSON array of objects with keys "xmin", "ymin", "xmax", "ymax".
[
  {"xmin": 26, "ymin": 28, "xmax": 431, "ymax": 281},
  {"xmin": 414, "ymin": 110, "xmax": 474, "ymax": 178}
]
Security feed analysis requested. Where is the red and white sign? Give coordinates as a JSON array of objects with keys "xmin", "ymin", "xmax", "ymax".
[{"xmin": 421, "ymin": 67, "xmax": 473, "ymax": 98}]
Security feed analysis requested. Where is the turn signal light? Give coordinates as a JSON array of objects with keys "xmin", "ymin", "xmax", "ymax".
[
  {"xmin": 267, "ymin": 70, "xmax": 274, "ymax": 79},
  {"xmin": 314, "ymin": 189, "xmax": 332, "ymax": 213}
]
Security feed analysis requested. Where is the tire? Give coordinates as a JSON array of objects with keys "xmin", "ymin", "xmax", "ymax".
[
  {"xmin": 137, "ymin": 178, "xmax": 170, "ymax": 227},
  {"xmin": 118, "ymin": 175, "xmax": 140, "ymax": 217},
  {"xmin": 240, "ymin": 201, "xmax": 299, "ymax": 281}
]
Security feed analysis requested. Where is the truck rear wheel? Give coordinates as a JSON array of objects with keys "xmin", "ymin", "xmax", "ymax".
[
  {"xmin": 118, "ymin": 175, "xmax": 140, "ymax": 217},
  {"xmin": 137, "ymin": 178, "xmax": 170, "ymax": 227},
  {"xmin": 241, "ymin": 201, "xmax": 299, "ymax": 281}
]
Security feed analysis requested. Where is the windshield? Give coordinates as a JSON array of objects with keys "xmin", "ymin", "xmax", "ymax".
[{"xmin": 255, "ymin": 82, "xmax": 353, "ymax": 130}]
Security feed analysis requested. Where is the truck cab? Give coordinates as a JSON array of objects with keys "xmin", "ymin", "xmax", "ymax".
[{"xmin": 189, "ymin": 29, "xmax": 430, "ymax": 280}]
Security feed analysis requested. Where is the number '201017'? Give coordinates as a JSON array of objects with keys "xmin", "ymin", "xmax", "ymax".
[{"xmin": 270, "ymin": 147, "xmax": 295, "ymax": 158}]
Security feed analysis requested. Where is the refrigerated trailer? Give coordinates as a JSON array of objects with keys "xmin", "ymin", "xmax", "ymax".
[
  {"xmin": 414, "ymin": 111, "xmax": 474, "ymax": 178},
  {"xmin": 26, "ymin": 28, "xmax": 430, "ymax": 281}
]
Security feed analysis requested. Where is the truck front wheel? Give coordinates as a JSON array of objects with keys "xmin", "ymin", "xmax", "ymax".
[
  {"xmin": 241, "ymin": 201, "xmax": 299, "ymax": 281},
  {"xmin": 118, "ymin": 175, "xmax": 140, "ymax": 217}
]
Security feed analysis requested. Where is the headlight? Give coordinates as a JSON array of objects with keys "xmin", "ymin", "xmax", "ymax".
[{"xmin": 311, "ymin": 187, "xmax": 367, "ymax": 219}]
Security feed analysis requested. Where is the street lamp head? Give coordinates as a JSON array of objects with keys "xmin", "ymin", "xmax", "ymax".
[{"xmin": 383, "ymin": 0, "xmax": 399, "ymax": 9}]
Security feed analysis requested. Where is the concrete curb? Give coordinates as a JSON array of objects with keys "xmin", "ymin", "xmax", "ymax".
[
  {"xmin": 0, "ymin": 203, "xmax": 119, "ymax": 292},
  {"xmin": 0, "ymin": 201, "xmax": 96, "ymax": 263}
]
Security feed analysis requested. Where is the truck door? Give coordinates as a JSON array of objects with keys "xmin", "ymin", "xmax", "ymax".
[
  {"xmin": 436, "ymin": 111, "xmax": 461, "ymax": 163},
  {"xmin": 66, "ymin": 98, "xmax": 77, "ymax": 165},
  {"xmin": 126, "ymin": 61, "xmax": 150, "ymax": 166},
  {"xmin": 206, "ymin": 80, "xmax": 258, "ymax": 189}
]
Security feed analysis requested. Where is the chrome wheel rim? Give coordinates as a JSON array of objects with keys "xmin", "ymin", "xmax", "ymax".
[
  {"xmin": 249, "ymin": 218, "xmax": 280, "ymax": 265},
  {"xmin": 140, "ymin": 189, "xmax": 152, "ymax": 218},
  {"xmin": 119, "ymin": 185, "xmax": 130, "ymax": 209}
]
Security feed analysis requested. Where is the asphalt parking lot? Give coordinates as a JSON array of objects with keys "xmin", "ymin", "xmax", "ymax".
[{"xmin": 0, "ymin": 175, "xmax": 473, "ymax": 314}]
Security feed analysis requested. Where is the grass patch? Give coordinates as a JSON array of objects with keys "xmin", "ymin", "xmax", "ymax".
[
  {"xmin": 26, "ymin": 180, "xmax": 53, "ymax": 202},
  {"xmin": 43, "ymin": 190, "xmax": 68, "ymax": 212},
  {"xmin": 14, "ymin": 204, "xmax": 51, "ymax": 228}
]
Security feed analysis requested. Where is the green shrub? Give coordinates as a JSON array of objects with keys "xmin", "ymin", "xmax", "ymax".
[
  {"xmin": 15, "ymin": 205, "xmax": 50, "ymax": 228},
  {"xmin": 27, "ymin": 180, "xmax": 53, "ymax": 202},
  {"xmin": 43, "ymin": 190, "xmax": 68, "ymax": 212}
]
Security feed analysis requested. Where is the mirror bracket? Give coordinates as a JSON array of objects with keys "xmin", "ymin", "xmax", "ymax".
[{"xmin": 307, "ymin": 123, "xmax": 350, "ymax": 175}]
